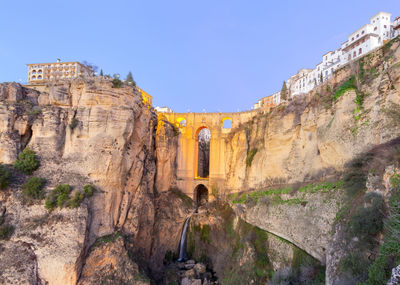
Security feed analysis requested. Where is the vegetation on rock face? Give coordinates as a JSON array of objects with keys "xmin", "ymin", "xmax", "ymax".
[
  {"xmin": 14, "ymin": 147, "xmax": 39, "ymax": 175},
  {"xmin": 69, "ymin": 118, "xmax": 79, "ymax": 130},
  {"xmin": 83, "ymin": 184, "xmax": 95, "ymax": 197},
  {"xmin": 170, "ymin": 188, "xmax": 193, "ymax": 207},
  {"xmin": 92, "ymin": 232, "xmax": 121, "ymax": 248},
  {"xmin": 246, "ymin": 148, "xmax": 258, "ymax": 167},
  {"xmin": 363, "ymin": 173, "xmax": 400, "ymax": 284},
  {"xmin": 337, "ymin": 139, "xmax": 400, "ymax": 283},
  {"xmin": 45, "ymin": 184, "xmax": 72, "ymax": 210},
  {"xmin": 229, "ymin": 180, "xmax": 342, "ymax": 205},
  {"xmin": 0, "ymin": 164, "xmax": 11, "ymax": 190},
  {"xmin": 333, "ymin": 75, "xmax": 356, "ymax": 101},
  {"xmin": 45, "ymin": 183, "xmax": 95, "ymax": 210},
  {"xmin": 0, "ymin": 224, "xmax": 14, "ymax": 240},
  {"xmin": 23, "ymin": 177, "xmax": 45, "ymax": 200},
  {"xmin": 69, "ymin": 191, "xmax": 85, "ymax": 208},
  {"xmin": 111, "ymin": 77, "xmax": 123, "ymax": 88}
]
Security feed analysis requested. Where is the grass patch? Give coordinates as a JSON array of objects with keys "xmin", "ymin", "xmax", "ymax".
[
  {"xmin": 333, "ymin": 75, "xmax": 356, "ymax": 101},
  {"xmin": 92, "ymin": 232, "xmax": 121, "ymax": 248},
  {"xmin": 298, "ymin": 180, "xmax": 343, "ymax": 194}
]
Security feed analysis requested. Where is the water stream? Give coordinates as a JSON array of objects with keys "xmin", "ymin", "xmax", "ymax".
[{"xmin": 177, "ymin": 217, "xmax": 191, "ymax": 262}]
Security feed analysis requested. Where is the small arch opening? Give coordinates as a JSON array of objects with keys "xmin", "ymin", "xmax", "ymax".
[
  {"xmin": 222, "ymin": 117, "xmax": 232, "ymax": 129},
  {"xmin": 176, "ymin": 117, "xmax": 187, "ymax": 127},
  {"xmin": 195, "ymin": 184, "xmax": 208, "ymax": 208},
  {"xmin": 197, "ymin": 127, "xmax": 210, "ymax": 178}
]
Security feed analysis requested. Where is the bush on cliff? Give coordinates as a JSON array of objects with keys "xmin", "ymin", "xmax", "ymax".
[
  {"xmin": 14, "ymin": 147, "xmax": 39, "ymax": 175},
  {"xmin": 83, "ymin": 184, "xmax": 95, "ymax": 197},
  {"xmin": 45, "ymin": 184, "xmax": 72, "ymax": 210},
  {"xmin": 0, "ymin": 224, "xmax": 14, "ymax": 240},
  {"xmin": 68, "ymin": 191, "xmax": 85, "ymax": 208},
  {"xmin": 0, "ymin": 164, "xmax": 11, "ymax": 190},
  {"xmin": 23, "ymin": 177, "xmax": 45, "ymax": 200}
]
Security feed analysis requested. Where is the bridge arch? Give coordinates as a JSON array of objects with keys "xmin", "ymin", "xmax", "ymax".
[
  {"xmin": 194, "ymin": 184, "xmax": 208, "ymax": 208},
  {"xmin": 176, "ymin": 117, "xmax": 187, "ymax": 127},
  {"xmin": 195, "ymin": 126, "xmax": 210, "ymax": 179},
  {"xmin": 221, "ymin": 117, "xmax": 233, "ymax": 129}
]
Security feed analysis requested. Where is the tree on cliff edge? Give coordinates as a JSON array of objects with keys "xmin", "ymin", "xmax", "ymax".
[
  {"xmin": 280, "ymin": 81, "xmax": 288, "ymax": 100},
  {"xmin": 126, "ymin": 71, "xmax": 136, "ymax": 86}
]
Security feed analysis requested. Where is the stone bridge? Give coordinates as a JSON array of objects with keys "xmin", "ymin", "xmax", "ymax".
[{"xmin": 161, "ymin": 110, "xmax": 262, "ymax": 204}]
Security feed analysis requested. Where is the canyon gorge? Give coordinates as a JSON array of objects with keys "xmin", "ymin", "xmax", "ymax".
[{"xmin": 0, "ymin": 37, "xmax": 400, "ymax": 285}]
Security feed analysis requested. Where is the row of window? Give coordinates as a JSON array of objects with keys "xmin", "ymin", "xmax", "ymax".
[{"xmin": 29, "ymin": 63, "xmax": 77, "ymax": 69}]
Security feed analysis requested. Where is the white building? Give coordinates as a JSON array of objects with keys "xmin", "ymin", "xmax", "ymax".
[
  {"xmin": 253, "ymin": 11, "xmax": 399, "ymax": 109},
  {"xmin": 155, "ymin": 106, "xmax": 174, "ymax": 113},
  {"xmin": 340, "ymin": 12, "xmax": 393, "ymax": 65}
]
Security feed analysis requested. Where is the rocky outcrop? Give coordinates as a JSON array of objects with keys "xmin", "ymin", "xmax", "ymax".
[
  {"xmin": 231, "ymin": 185, "xmax": 343, "ymax": 263},
  {"xmin": 0, "ymin": 79, "xmax": 157, "ymax": 284},
  {"xmin": 224, "ymin": 39, "xmax": 400, "ymax": 193},
  {"xmin": 78, "ymin": 236, "xmax": 149, "ymax": 285},
  {"xmin": 155, "ymin": 116, "xmax": 178, "ymax": 192}
]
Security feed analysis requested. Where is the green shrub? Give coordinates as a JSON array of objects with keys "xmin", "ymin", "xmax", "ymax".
[
  {"xmin": 111, "ymin": 78, "xmax": 122, "ymax": 88},
  {"xmin": 340, "ymin": 253, "xmax": 369, "ymax": 281},
  {"xmin": 0, "ymin": 164, "xmax": 11, "ymax": 190},
  {"xmin": 364, "ymin": 180, "xmax": 400, "ymax": 284},
  {"xmin": 45, "ymin": 184, "xmax": 72, "ymax": 210},
  {"xmin": 23, "ymin": 177, "xmax": 45, "ymax": 200},
  {"xmin": 68, "ymin": 191, "xmax": 85, "ymax": 208},
  {"xmin": 0, "ymin": 224, "xmax": 14, "ymax": 240},
  {"xmin": 333, "ymin": 75, "xmax": 356, "ymax": 101},
  {"xmin": 349, "ymin": 193, "xmax": 384, "ymax": 240},
  {"xmin": 83, "ymin": 184, "xmax": 95, "ymax": 197},
  {"xmin": 14, "ymin": 147, "xmax": 39, "ymax": 174}
]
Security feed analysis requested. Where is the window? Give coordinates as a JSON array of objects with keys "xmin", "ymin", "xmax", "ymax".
[
  {"xmin": 384, "ymin": 25, "xmax": 387, "ymax": 28},
  {"xmin": 362, "ymin": 31, "xmax": 365, "ymax": 35},
  {"xmin": 374, "ymin": 27, "xmax": 377, "ymax": 31},
  {"xmin": 359, "ymin": 48, "xmax": 362, "ymax": 55},
  {"xmin": 352, "ymin": 37, "xmax": 354, "ymax": 41},
  {"xmin": 353, "ymin": 51, "xmax": 356, "ymax": 57},
  {"xmin": 356, "ymin": 34, "xmax": 359, "ymax": 38}
]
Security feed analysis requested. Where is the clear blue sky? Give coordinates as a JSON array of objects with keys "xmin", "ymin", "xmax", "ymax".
[{"xmin": 0, "ymin": 1, "xmax": 399, "ymax": 112}]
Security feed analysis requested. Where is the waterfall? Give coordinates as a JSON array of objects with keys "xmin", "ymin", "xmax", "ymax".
[{"xmin": 177, "ymin": 217, "xmax": 191, "ymax": 262}]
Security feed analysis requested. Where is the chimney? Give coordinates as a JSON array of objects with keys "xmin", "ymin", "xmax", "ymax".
[{"xmin": 57, "ymin": 58, "xmax": 60, "ymax": 63}]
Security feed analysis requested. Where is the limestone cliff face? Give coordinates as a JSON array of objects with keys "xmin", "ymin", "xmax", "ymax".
[
  {"xmin": 224, "ymin": 40, "xmax": 400, "ymax": 192},
  {"xmin": 0, "ymin": 79, "xmax": 158, "ymax": 284}
]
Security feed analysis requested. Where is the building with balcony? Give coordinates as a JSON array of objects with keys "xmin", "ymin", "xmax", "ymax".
[
  {"xmin": 254, "ymin": 11, "xmax": 399, "ymax": 110},
  {"xmin": 27, "ymin": 59, "xmax": 93, "ymax": 84}
]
